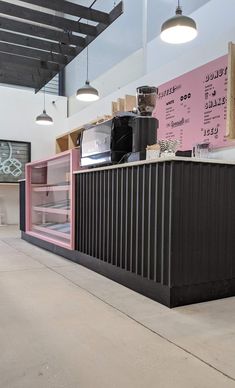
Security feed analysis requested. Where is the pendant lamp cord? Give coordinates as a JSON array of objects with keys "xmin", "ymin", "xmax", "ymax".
[
  {"xmin": 86, "ymin": 36, "xmax": 89, "ymax": 82},
  {"xmin": 76, "ymin": 0, "xmax": 97, "ymax": 84},
  {"xmin": 43, "ymin": 87, "xmax": 46, "ymax": 112},
  {"xmin": 176, "ymin": 0, "xmax": 182, "ymax": 14}
]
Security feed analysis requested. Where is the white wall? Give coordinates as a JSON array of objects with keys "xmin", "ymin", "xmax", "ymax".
[
  {"xmin": 0, "ymin": 186, "xmax": 19, "ymax": 225},
  {"xmin": 0, "ymin": 85, "xmax": 68, "ymax": 160},
  {"xmin": 68, "ymin": 49, "xmax": 144, "ymax": 117},
  {"xmin": 67, "ymin": 0, "xmax": 235, "ymax": 161},
  {"xmin": 65, "ymin": 0, "xmax": 210, "ymax": 97},
  {"xmin": 0, "ymin": 85, "xmax": 68, "ymax": 224}
]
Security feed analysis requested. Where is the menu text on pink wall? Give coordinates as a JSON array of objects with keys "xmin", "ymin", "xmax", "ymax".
[{"xmin": 152, "ymin": 55, "xmax": 232, "ymax": 150}]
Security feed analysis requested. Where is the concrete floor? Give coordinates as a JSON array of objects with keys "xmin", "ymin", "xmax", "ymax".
[{"xmin": 0, "ymin": 226, "xmax": 235, "ymax": 388}]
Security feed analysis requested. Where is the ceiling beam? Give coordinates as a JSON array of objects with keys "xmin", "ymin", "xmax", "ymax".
[
  {"xmin": 97, "ymin": 2, "xmax": 124, "ymax": 32},
  {"xmin": 0, "ymin": 41, "xmax": 68, "ymax": 65},
  {"xmin": 0, "ymin": 65, "xmax": 54, "ymax": 83},
  {"xmin": 35, "ymin": 2, "xmax": 124, "ymax": 92},
  {"xmin": 0, "ymin": 1, "xmax": 97, "ymax": 37},
  {"xmin": 0, "ymin": 63, "xmax": 57, "ymax": 88},
  {"xmin": 0, "ymin": 16, "xmax": 86, "ymax": 47},
  {"xmin": 0, "ymin": 70, "xmax": 39, "ymax": 89},
  {"xmin": 22, "ymin": 0, "xmax": 111, "ymax": 24},
  {"xmin": 0, "ymin": 30, "xmax": 77, "ymax": 57},
  {"xmin": 5, "ymin": 68, "xmax": 42, "ymax": 83},
  {"xmin": 0, "ymin": 51, "xmax": 61, "ymax": 73},
  {"xmin": 0, "ymin": 1, "xmax": 123, "ymax": 92}
]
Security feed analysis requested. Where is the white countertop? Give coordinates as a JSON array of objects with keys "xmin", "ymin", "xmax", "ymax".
[{"xmin": 73, "ymin": 156, "xmax": 235, "ymax": 174}]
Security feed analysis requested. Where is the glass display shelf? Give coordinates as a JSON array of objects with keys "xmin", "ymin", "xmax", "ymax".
[
  {"xmin": 26, "ymin": 150, "xmax": 79, "ymax": 250},
  {"xmin": 33, "ymin": 185, "xmax": 70, "ymax": 192}
]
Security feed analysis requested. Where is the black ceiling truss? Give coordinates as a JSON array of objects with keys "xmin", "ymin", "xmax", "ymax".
[{"xmin": 0, "ymin": 0, "xmax": 123, "ymax": 92}]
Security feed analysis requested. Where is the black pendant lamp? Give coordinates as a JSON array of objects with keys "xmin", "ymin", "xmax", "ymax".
[
  {"xmin": 76, "ymin": 34, "xmax": 99, "ymax": 102},
  {"xmin": 36, "ymin": 87, "xmax": 54, "ymax": 126},
  {"xmin": 161, "ymin": 0, "xmax": 197, "ymax": 44}
]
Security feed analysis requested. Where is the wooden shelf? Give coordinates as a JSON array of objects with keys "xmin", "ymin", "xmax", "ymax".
[
  {"xmin": 56, "ymin": 135, "xmax": 69, "ymax": 153},
  {"xmin": 56, "ymin": 129, "xmax": 82, "ymax": 154},
  {"xmin": 56, "ymin": 115, "xmax": 113, "ymax": 154},
  {"xmin": 56, "ymin": 94, "xmax": 136, "ymax": 154},
  {"xmin": 69, "ymin": 131, "xmax": 80, "ymax": 149},
  {"xmin": 88, "ymin": 115, "xmax": 112, "ymax": 126},
  {"xmin": 112, "ymin": 95, "xmax": 136, "ymax": 115}
]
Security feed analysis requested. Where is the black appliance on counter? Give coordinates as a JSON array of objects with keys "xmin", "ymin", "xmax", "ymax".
[
  {"xmin": 80, "ymin": 115, "xmax": 133, "ymax": 167},
  {"xmin": 125, "ymin": 116, "xmax": 158, "ymax": 162},
  {"xmin": 80, "ymin": 114, "xmax": 158, "ymax": 168},
  {"xmin": 125, "ymin": 85, "xmax": 158, "ymax": 162},
  {"xmin": 80, "ymin": 85, "xmax": 159, "ymax": 168}
]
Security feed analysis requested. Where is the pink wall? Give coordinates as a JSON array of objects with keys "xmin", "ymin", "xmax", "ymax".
[{"xmin": 153, "ymin": 55, "xmax": 235, "ymax": 150}]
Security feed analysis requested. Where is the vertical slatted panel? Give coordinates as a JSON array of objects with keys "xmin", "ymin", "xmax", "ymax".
[
  {"xmin": 107, "ymin": 170, "xmax": 111, "ymax": 263},
  {"xmin": 19, "ymin": 180, "xmax": 26, "ymax": 232},
  {"xmin": 82, "ymin": 173, "xmax": 85, "ymax": 253},
  {"xmin": 171, "ymin": 161, "xmax": 235, "ymax": 287},
  {"xmin": 99, "ymin": 171, "xmax": 102, "ymax": 259},
  {"xmin": 75, "ymin": 162, "xmax": 173, "ymax": 286},
  {"xmin": 103, "ymin": 171, "xmax": 107, "ymax": 262},
  {"xmin": 162, "ymin": 163, "xmax": 172, "ymax": 285},
  {"xmin": 111, "ymin": 170, "xmax": 115, "ymax": 265},
  {"xmin": 135, "ymin": 166, "xmax": 139, "ymax": 275},
  {"xmin": 160, "ymin": 163, "xmax": 165, "ymax": 284},
  {"xmin": 95, "ymin": 172, "xmax": 99, "ymax": 256},
  {"xmin": 92, "ymin": 172, "xmax": 96, "ymax": 257},
  {"xmin": 129, "ymin": 167, "xmax": 134, "ymax": 272},
  {"xmin": 115, "ymin": 169, "xmax": 119, "ymax": 266},
  {"xmin": 75, "ymin": 160, "xmax": 235, "ymax": 298},
  {"xmin": 88, "ymin": 172, "xmax": 92, "ymax": 255},
  {"xmin": 120, "ymin": 168, "xmax": 124, "ymax": 269},
  {"xmin": 156, "ymin": 164, "xmax": 163, "ymax": 283},
  {"xmin": 141, "ymin": 165, "xmax": 145, "ymax": 277},
  {"xmin": 147, "ymin": 165, "xmax": 152, "ymax": 280},
  {"xmin": 124, "ymin": 167, "xmax": 130, "ymax": 270},
  {"xmin": 153, "ymin": 164, "xmax": 159, "ymax": 282},
  {"xmin": 77, "ymin": 172, "xmax": 81, "ymax": 251},
  {"xmin": 144, "ymin": 165, "xmax": 151, "ymax": 279},
  {"xmin": 85, "ymin": 173, "xmax": 89, "ymax": 254}
]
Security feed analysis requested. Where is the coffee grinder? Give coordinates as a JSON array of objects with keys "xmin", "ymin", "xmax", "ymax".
[{"xmin": 127, "ymin": 86, "xmax": 159, "ymax": 162}]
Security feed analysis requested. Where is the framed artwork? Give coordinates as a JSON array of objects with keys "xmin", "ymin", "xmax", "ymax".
[{"xmin": 0, "ymin": 140, "xmax": 31, "ymax": 183}]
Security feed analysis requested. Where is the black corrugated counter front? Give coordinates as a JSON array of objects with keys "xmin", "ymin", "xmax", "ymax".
[{"xmin": 21, "ymin": 157, "xmax": 235, "ymax": 307}]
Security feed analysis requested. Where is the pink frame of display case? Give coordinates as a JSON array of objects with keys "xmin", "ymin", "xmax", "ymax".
[{"xmin": 25, "ymin": 149, "xmax": 79, "ymax": 250}]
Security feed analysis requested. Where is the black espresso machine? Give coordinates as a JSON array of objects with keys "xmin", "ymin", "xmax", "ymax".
[{"xmin": 80, "ymin": 86, "xmax": 158, "ymax": 168}]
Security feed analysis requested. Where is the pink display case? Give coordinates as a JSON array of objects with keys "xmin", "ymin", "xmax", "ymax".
[{"xmin": 25, "ymin": 149, "xmax": 79, "ymax": 250}]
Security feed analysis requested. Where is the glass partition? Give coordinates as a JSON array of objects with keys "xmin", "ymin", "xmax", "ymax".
[{"xmin": 26, "ymin": 150, "xmax": 78, "ymax": 249}]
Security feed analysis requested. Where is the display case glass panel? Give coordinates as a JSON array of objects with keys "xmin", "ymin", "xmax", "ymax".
[{"xmin": 26, "ymin": 150, "xmax": 78, "ymax": 249}]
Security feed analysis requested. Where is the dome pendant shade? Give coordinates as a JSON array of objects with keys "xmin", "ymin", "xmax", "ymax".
[
  {"xmin": 76, "ymin": 81, "xmax": 100, "ymax": 102},
  {"xmin": 36, "ymin": 109, "xmax": 54, "ymax": 126},
  {"xmin": 161, "ymin": 6, "xmax": 197, "ymax": 44}
]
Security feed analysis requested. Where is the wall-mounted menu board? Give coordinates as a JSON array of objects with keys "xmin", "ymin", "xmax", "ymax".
[
  {"xmin": 153, "ymin": 55, "xmax": 235, "ymax": 150},
  {"xmin": 0, "ymin": 140, "xmax": 31, "ymax": 183}
]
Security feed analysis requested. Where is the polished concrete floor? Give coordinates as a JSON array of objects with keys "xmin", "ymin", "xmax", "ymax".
[{"xmin": 0, "ymin": 226, "xmax": 235, "ymax": 388}]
